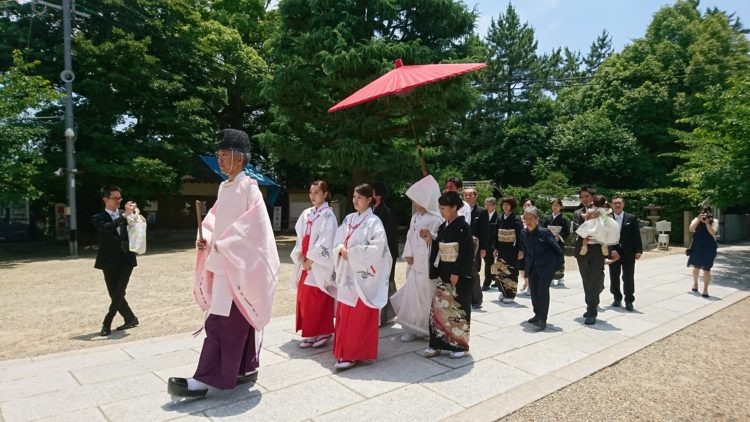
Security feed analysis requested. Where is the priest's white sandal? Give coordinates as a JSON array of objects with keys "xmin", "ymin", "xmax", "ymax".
[{"xmin": 237, "ymin": 370, "xmax": 258, "ymax": 385}]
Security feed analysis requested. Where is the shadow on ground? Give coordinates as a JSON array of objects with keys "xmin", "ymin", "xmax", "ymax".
[{"xmin": 709, "ymin": 244, "xmax": 750, "ymax": 290}]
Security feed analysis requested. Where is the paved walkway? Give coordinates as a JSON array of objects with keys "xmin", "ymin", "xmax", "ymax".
[{"xmin": 1, "ymin": 244, "xmax": 748, "ymax": 422}]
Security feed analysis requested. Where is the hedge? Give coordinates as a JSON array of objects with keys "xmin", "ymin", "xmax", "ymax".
[{"xmin": 501, "ymin": 184, "xmax": 701, "ymax": 245}]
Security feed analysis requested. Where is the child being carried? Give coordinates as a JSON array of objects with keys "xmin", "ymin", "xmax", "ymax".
[{"xmin": 575, "ymin": 195, "xmax": 620, "ymax": 261}]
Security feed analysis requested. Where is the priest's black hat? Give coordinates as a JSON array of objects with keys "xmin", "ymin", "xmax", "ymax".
[{"xmin": 218, "ymin": 129, "xmax": 250, "ymax": 153}]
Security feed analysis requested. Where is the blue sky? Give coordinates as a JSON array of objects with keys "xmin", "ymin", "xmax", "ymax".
[{"xmin": 471, "ymin": 0, "xmax": 750, "ymax": 55}]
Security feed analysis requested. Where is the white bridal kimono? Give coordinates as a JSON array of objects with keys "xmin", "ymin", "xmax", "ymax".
[
  {"xmin": 391, "ymin": 175, "xmax": 443, "ymax": 336},
  {"xmin": 332, "ymin": 208, "xmax": 392, "ymax": 309},
  {"xmin": 290, "ymin": 203, "xmax": 338, "ymax": 297}
]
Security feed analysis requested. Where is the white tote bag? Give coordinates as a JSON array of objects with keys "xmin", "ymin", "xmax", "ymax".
[{"xmin": 127, "ymin": 212, "xmax": 147, "ymax": 254}]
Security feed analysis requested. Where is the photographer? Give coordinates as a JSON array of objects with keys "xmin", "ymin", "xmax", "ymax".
[
  {"xmin": 92, "ymin": 187, "xmax": 139, "ymax": 336},
  {"xmin": 687, "ymin": 206, "xmax": 719, "ymax": 298}
]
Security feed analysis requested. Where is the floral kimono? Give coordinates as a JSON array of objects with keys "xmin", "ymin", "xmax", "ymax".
[
  {"xmin": 543, "ymin": 212, "xmax": 570, "ymax": 280},
  {"xmin": 494, "ymin": 212, "xmax": 522, "ymax": 299},
  {"xmin": 428, "ymin": 215, "xmax": 474, "ymax": 352}
]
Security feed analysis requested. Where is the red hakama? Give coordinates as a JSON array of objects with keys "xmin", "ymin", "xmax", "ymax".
[
  {"xmin": 333, "ymin": 299, "xmax": 379, "ymax": 361},
  {"xmin": 295, "ymin": 232, "xmax": 335, "ymax": 337}
]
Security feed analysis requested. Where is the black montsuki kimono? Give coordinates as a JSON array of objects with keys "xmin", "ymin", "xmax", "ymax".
[
  {"xmin": 494, "ymin": 213, "xmax": 522, "ymax": 299},
  {"xmin": 542, "ymin": 213, "xmax": 570, "ymax": 279},
  {"xmin": 428, "ymin": 215, "xmax": 473, "ymax": 352}
]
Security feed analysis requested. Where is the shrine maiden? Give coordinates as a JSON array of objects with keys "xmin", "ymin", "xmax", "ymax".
[
  {"xmin": 290, "ymin": 180, "xmax": 338, "ymax": 349},
  {"xmin": 331, "ymin": 184, "xmax": 392, "ymax": 370}
]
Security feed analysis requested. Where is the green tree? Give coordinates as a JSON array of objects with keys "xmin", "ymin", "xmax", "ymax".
[
  {"xmin": 503, "ymin": 171, "xmax": 577, "ymax": 215},
  {"xmin": 583, "ymin": 29, "xmax": 613, "ymax": 75},
  {"xmin": 571, "ymin": 0, "xmax": 750, "ymax": 185},
  {"xmin": 481, "ymin": 3, "xmax": 546, "ymax": 117},
  {"xmin": 0, "ymin": 50, "xmax": 62, "ymax": 203},
  {"xmin": 1, "ymin": 1, "xmax": 276, "ymax": 226},
  {"xmin": 261, "ymin": 0, "xmax": 478, "ymax": 191},
  {"xmin": 547, "ymin": 110, "xmax": 651, "ymax": 188},
  {"xmin": 453, "ymin": 3, "xmax": 555, "ymax": 186},
  {"xmin": 671, "ymin": 76, "xmax": 750, "ymax": 208}
]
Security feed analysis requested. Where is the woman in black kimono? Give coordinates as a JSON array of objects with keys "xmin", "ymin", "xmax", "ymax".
[
  {"xmin": 542, "ymin": 198, "xmax": 570, "ymax": 285},
  {"xmin": 494, "ymin": 197, "xmax": 523, "ymax": 303},
  {"xmin": 424, "ymin": 191, "xmax": 474, "ymax": 359}
]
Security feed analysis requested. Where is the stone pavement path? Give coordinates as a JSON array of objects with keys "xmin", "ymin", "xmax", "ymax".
[{"xmin": 1, "ymin": 244, "xmax": 747, "ymax": 422}]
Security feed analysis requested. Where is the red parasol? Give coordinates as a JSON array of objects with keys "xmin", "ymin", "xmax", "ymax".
[{"xmin": 328, "ymin": 59, "xmax": 486, "ymax": 176}]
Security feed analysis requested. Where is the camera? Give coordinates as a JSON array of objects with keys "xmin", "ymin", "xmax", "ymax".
[{"xmin": 701, "ymin": 213, "xmax": 714, "ymax": 224}]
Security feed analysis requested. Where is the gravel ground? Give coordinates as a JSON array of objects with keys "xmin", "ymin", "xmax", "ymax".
[
  {"xmin": 0, "ymin": 236, "xmax": 683, "ymax": 361},
  {"xmin": 500, "ymin": 296, "xmax": 750, "ymax": 422}
]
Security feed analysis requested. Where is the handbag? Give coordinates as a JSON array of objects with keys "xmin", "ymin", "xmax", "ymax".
[
  {"xmin": 685, "ymin": 239, "xmax": 692, "ymax": 256},
  {"xmin": 126, "ymin": 211, "xmax": 147, "ymax": 255}
]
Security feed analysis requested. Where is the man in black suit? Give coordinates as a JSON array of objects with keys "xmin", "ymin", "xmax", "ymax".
[
  {"xmin": 479, "ymin": 197, "xmax": 498, "ymax": 291},
  {"xmin": 573, "ymin": 186, "xmax": 607, "ymax": 325},
  {"xmin": 464, "ymin": 188, "xmax": 484, "ymax": 309},
  {"xmin": 372, "ymin": 182, "xmax": 399, "ymax": 324},
  {"xmin": 608, "ymin": 195, "xmax": 642, "ymax": 311},
  {"xmin": 92, "ymin": 186, "xmax": 139, "ymax": 336}
]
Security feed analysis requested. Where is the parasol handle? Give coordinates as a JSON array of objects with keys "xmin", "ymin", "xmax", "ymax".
[
  {"xmin": 417, "ymin": 144, "xmax": 428, "ymax": 177},
  {"xmin": 195, "ymin": 200, "xmax": 204, "ymax": 242}
]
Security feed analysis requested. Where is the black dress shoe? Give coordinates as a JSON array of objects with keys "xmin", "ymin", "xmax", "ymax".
[
  {"xmin": 116, "ymin": 317, "xmax": 139, "ymax": 331},
  {"xmin": 100, "ymin": 325, "xmax": 112, "ymax": 336},
  {"xmin": 167, "ymin": 377, "xmax": 207, "ymax": 398},
  {"xmin": 482, "ymin": 286, "xmax": 490, "ymax": 292},
  {"xmin": 584, "ymin": 316, "xmax": 596, "ymax": 325},
  {"xmin": 611, "ymin": 300, "xmax": 622, "ymax": 307},
  {"xmin": 691, "ymin": 288, "xmax": 698, "ymax": 292},
  {"xmin": 532, "ymin": 320, "xmax": 547, "ymax": 331},
  {"xmin": 625, "ymin": 303, "xmax": 634, "ymax": 311},
  {"xmin": 527, "ymin": 317, "xmax": 539, "ymax": 324},
  {"xmin": 472, "ymin": 303, "xmax": 483, "ymax": 309},
  {"xmin": 702, "ymin": 293, "xmax": 709, "ymax": 298},
  {"xmin": 237, "ymin": 371, "xmax": 258, "ymax": 385}
]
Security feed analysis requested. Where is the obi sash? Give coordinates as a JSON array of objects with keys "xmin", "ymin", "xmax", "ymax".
[
  {"xmin": 438, "ymin": 242, "xmax": 459, "ymax": 262},
  {"xmin": 497, "ymin": 228, "xmax": 516, "ymax": 243}
]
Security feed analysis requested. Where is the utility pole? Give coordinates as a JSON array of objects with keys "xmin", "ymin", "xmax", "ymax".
[
  {"xmin": 31, "ymin": 0, "xmax": 89, "ymax": 255},
  {"xmin": 62, "ymin": 0, "xmax": 77, "ymax": 256}
]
